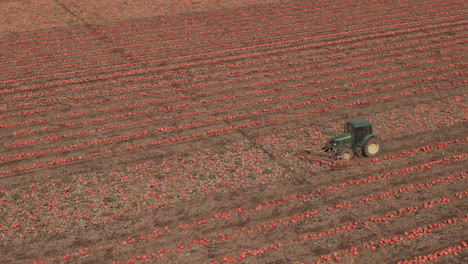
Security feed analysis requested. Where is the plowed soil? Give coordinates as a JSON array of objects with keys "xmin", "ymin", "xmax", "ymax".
[{"xmin": 0, "ymin": 0, "xmax": 467, "ymax": 263}]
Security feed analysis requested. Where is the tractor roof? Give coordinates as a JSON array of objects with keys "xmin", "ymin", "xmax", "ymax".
[{"xmin": 347, "ymin": 118, "xmax": 372, "ymax": 128}]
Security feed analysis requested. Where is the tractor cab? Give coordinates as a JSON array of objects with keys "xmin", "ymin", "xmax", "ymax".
[
  {"xmin": 323, "ymin": 118, "xmax": 382, "ymax": 160},
  {"xmin": 345, "ymin": 118, "xmax": 373, "ymax": 146}
]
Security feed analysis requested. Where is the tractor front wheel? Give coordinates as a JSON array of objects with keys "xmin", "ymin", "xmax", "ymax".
[
  {"xmin": 363, "ymin": 137, "xmax": 382, "ymax": 157},
  {"xmin": 337, "ymin": 147, "xmax": 354, "ymax": 160}
]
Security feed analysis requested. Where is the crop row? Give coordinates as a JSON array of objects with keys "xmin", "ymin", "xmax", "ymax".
[
  {"xmin": 3, "ymin": 0, "xmax": 458, "ymax": 46},
  {"xmin": 103, "ymin": 0, "xmax": 461, "ymax": 47},
  {"xmin": 3, "ymin": 25, "xmax": 465, "ymax": 112},
  {"xmin": 397, "ymin": 241, "xmax": 468, "ymax": 264},
  {"xmin": 107, "ymin": 0, "xmax": 462, "ymax": 37},
  {"xmin": 119, "ymin": 9, "xmax": 464, "ymax": 60},
  {"xmin": 0, "ymin": 0, "xmax": 349, "ymax": 48},
  {"xmin": 4, "ymin": 142, "xmax": 465, "ymax": 243},
  {"xmin": 2, "ymin": 1, "xmax": 466, "ymax": 263},
  {"xmin": 65, "ymin": 175, "xmax": 468, "ymax": 263},
  {"xmin": 3, "ymin": 19, "xmax": 464, "ymax": 96},
  {"xmin": 1, "ymin": 82, "xmax": 465, "ymax": 175},
  {"xmin": 114, "ymin": 2, "xmax": 463, "ymax": 57},
  {"xmin": 291, "ymin": 219, "xmax": 467, "ymax": 264},
  {"xmin": 1, "ymin": 0, "xmax": 458, "ymax": 60},
  {"xmin": 0, "ymin": 33, "xmax": 464, "ymax": 131},
  {"xmin": 23, "ymin": 162, "xmax": 467, "ymax": 263},
  {"xmin": 135, "ymin": 216, "xmax": 467, "ymax": 264},
  {"xmin": 2, "ymin": 51, "xmax": 465, "ymax": 129},
  {"xmin": 2, "ymin": 118, "xmax": 465, "ymax": 221},
  {"xmin": 2, "ymin": 62, "xmax": 465, "ymax": 150},
  {"xmin": 1, "ymin": 81, "xmax": 465, "ymax": 177},
  {"xmin": 1, "ymin": 9, "xmax": 464, "ymax": 90}
]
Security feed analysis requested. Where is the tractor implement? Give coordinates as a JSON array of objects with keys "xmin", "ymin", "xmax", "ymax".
[
  {"xmin": 301, "ymin": 148, "xmax": 335, "ymax": 162},
  {"xmin": 299, "ymin": 147, "xmax": 350, "ymax": 170}
]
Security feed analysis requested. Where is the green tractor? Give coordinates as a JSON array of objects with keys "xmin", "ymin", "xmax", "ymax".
[{"xmin": 322, "ymin": 118, "xmax": 382, "ymax": 160}]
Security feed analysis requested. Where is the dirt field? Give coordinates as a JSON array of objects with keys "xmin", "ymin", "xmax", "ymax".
[{"xmin": 0, "ymin": 0, "xmax": 467, "ymax": 263}]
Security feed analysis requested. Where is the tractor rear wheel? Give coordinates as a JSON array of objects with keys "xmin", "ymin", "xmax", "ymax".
[
  {"xmin": 363, "ymin": 137, "xmax": 382, "ymax": 157},
  {"xmin": 337, "ymin": 147, "xmax": 354, "ymax": 160}
]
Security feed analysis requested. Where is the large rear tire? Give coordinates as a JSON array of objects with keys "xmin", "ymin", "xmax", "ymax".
[
  {"xmin": 363, "ymin": 137, "xmax": 382, "ymax": 157},
  {"xmin": 337, "ymin": 147, "xmax": 354, "ymax": 160}
]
